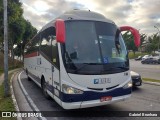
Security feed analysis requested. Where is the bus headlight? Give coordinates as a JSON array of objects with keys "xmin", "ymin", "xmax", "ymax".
[
  {"xmin": 123, "ymin": 80, "xmax": 132, "ymax": 89},
  {"xmin": 62, "ymin": 84, "xmax": 84, "ymax": 94}
]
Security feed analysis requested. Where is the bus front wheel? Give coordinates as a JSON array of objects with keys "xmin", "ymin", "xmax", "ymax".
[{"xmin": 42, "ymin": 78, "xmax": 50, "ymax": 99}]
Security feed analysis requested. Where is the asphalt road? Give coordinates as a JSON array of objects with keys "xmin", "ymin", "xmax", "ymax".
[
  {"xmin": 130, "ymin": 59, "xmax": 160, "ymax": 80},
  {"xmin": 19, "ymin": 71, "xmax": 160, "ymax": 120}
]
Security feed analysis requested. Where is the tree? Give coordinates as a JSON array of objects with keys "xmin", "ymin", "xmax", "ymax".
[
  {"xmin": 147, "ymin": 33, "xmax": 159, "ymax": 53},
  {"xmin": 0, "ymin": 0, "xmax": 23, "ymax": 54},
  {"xmin": 7, "ymin": 0, "xmax": 24, "ymax": 62},
  {"xmin": 122, "ymin": 31, "xmax": 147, "ymax": 54},
  {"xmin": 0, "ymin": 0, "xmax": 37, "ymax": 62},
  {"xmin": 140, "ymin": 33, "xmax": 147, "ymax": 45},
  {"xmin": 13, "ymin": 19, "xmax": 37, "ymax": 61},
  {"xmin": 0, "ymin": 0, "xmax": 37, "ymax": 97},
  {"xmin": 9, "ymin": 18, "xmax": 26, "ymax": 62},
  {"xmin": 122, "ymin": 31, "xmax": 138, "ymax": 54},
  {"xmin": 138, "ymin": 33, "xmax": 147, "ymax": 52},
  {"xmin": 0, "ymin": 0, "xmax": 4, "ymax": 48}
]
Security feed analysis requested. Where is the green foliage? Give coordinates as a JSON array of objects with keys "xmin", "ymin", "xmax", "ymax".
[
  {"xmin": 0, "ymin": 73, "xmax": 16, "ymax": 118},
  {"xmin": 122, "ymin": 31, "xmax": 148, "ymax": 54},
  {"xmin": 143, "ymin": 78, "xmax": 160, "ymax": 82},
  {"xmin": 0, "ymin": 0, "xmax": 37, "ymax": 58},
  {"xmin": 0, "ymin": 0, "xmax": 3, "ymax": 44},
  {"xmin": 9, "ymin": 18, "xmax": 25, "ymax": 45},
  {"xmin": 128, "ymin": 51, "xmax": 147, "ymax": 59},
  {"xmin": 122, "ymin": 31, "xmax": 138, "ymax": 54},
  {"xmin": 22, "ymin": 20, "xmax": 37, "ymax": 45},
  {"xmin": 13, "ymin": 20, "xmax": 37, "ymax": 57},
  {"xmin": 8, "ymin": 1, "xmax": 23, "ymax": 24},
  {"xmin": 140, "ymin": 33, "xmax": 147, "ymax": 45},
  {"xmin": 143, "ymin": 33, "xmax": 159, "ymax": 53}
]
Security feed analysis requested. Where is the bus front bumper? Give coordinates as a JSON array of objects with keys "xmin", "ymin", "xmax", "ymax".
[{"xmin": 61, "ymin": 94, "xmax": 131, "ymax": 109}]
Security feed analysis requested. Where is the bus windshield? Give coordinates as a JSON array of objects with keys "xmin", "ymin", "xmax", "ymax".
[{"xmin": 62, "ymin": 20, "xmax": 129, "ymax": 74}]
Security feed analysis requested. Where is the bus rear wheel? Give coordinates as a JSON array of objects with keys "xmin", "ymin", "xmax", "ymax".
[{"xmin": 42, "ymin": 78, "xmax": 50, "ymax": 99}]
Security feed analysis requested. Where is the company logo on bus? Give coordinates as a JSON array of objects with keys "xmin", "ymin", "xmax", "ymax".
[{"xmin": 94, "ymin": 78, "xmax": 111, "ymax": 84}]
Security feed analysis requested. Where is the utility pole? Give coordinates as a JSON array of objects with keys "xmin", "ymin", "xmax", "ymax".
[{"xmin": 3, "ymin": 0, "xmax": 9, "ymax": 97}]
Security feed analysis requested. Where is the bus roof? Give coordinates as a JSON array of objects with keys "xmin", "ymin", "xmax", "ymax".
[{"xmin": 41, "ymin": 10, "xmax": 115, "ymax": 31}]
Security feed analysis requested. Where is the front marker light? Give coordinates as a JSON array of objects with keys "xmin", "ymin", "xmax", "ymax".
[
  {"xmin": 62, "ymin": 84, "xmax": 84, "ymax": 94},
  {"xmin": 123, "ymin": 80, "xmax": 132, "ymax": 89}
]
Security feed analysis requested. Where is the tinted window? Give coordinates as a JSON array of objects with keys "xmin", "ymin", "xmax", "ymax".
[
  {"xmin": 65, "ymin": 21, "xmax": 127, "ymax": 64},
  {"xmin": 61, "ymin": 21, "xmax": 128, "ymax": 74},
  {"xmin": 40, "ymin": 27, "xmax": 59, "ymax": 68},
  {"xmin": 25, "ymin": 34, "xmax": 40, "ymax": 54}
]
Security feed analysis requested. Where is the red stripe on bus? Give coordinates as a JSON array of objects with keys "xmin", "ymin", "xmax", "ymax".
[{"xmin": 24, "ymin": 52, "xmax": 39, "ymax": 58}]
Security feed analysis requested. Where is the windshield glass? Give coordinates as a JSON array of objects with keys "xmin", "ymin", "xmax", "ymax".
[{"xmin": 61, "ymin": 21, "xmax": 129, "ymax": 75}]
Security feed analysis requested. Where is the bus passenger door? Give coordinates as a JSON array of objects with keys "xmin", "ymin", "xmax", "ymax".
[
  {"xmin": 52, "ymin": 65, "xmax": 60, "ymax": 95},
  {"xmin": 51, "ymin": 40, "xmax": 60, "ymax": 97}
]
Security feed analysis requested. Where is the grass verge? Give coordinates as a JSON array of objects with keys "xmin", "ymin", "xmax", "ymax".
[
  {"xmin": 129, "ymin": 52, "xmax": 147, "ymax": 59},
  {"xmin": 142, "ymin": 78, "xmax": 160, "ymax": 83},
  {"xmin": 0, "ymin": 72, "xmax": 16, "ymax": 120}
]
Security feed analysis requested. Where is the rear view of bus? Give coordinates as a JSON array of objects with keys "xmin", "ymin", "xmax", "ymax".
[{"xmin": 24, "ymin": 10, "xmax": 140, "ymax": 109}]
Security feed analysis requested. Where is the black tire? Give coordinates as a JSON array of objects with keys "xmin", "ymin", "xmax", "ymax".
[{"xmin": 41, "ymin": 78, "xmax": 50, "ymax": 99}]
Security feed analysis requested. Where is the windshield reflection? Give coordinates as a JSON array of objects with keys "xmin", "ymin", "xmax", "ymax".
[{"xmin": 61, "ymin": 20, "xmax": 129, "ymax": 75}]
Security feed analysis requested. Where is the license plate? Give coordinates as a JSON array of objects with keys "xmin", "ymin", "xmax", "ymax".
[{"xmin": 100, "ymin": 96, "xmax": 112, "ymax": 102}]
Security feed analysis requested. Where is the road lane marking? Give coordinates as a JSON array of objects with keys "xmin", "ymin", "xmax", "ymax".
[{"xmin": 10, "ymin": 71, "xmax": 22, "ymax": 120}]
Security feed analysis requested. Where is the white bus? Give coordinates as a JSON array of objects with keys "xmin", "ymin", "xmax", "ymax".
[{"xmin": 24, "ymin": 10, "xmax": 140, "ymax": 109}]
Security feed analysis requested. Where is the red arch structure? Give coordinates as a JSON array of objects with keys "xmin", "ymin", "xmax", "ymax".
[{"xmin": 120, "ymin": 26, "xmax": 140, "ymax": 47}]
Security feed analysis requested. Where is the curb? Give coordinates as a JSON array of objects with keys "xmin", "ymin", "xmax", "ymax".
[
  {"xmin": 10, "ymin": 70, "xmax": 22, "ymax": 120},
  {"xmin": 18, "ymin": 71, "xmax": 47, "ymax": 120},
  {"xmin": 143, "ymin": 81, "xmax": 160, "ymax": 86}
]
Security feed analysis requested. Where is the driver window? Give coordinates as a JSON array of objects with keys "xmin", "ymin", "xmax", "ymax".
[{"xmin": 40, "ymin": 27, "xmax": 59, "ymax": 68}]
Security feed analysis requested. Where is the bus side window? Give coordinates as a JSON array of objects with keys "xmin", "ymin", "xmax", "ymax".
[
  {"xmin": 25, "ymin": 33, "xmax": 40, "ymax": 55},
  {"xmin": 40, "ymin": 27, "xmax": 60, "ymax": 69}
]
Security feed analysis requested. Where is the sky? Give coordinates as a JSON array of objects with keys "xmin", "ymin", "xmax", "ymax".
[{"xmin": 20, "ymin": 0, "xmax": 160, "ymax": 35}]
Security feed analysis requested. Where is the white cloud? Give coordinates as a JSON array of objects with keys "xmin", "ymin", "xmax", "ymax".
[{"xmin": 21, "ymin": 0, "xmax": 160, "ymax": 35}]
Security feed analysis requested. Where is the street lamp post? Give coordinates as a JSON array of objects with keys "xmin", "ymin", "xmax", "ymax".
[{"xmin": 154, "ymin": 26, "xmax": 160, "ymax": 57}]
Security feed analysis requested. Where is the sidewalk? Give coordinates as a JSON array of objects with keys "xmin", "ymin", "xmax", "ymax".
[
  {"xmin": 0, "ymin": 68, "xmax": 21, "ymax": 85},
  {"xmin": 11, "ymin": 70, "xmax": 38, "ymax": 120}
]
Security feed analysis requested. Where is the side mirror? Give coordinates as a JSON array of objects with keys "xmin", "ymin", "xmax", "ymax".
[
  {"xmin": 120, "ymin": 26, "xmax": 140, "ymax": 47},
  {"xmin": 55, "ymin": 19, "xmax": 66, "ymax": 43}
]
